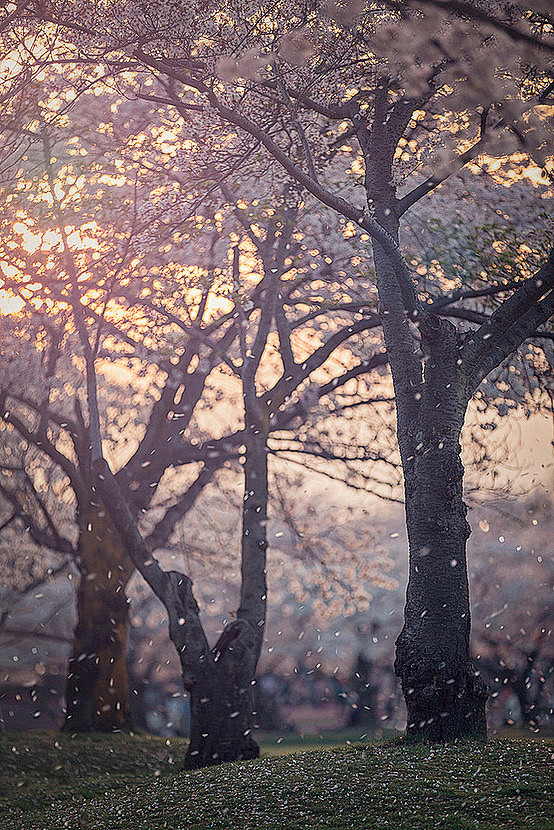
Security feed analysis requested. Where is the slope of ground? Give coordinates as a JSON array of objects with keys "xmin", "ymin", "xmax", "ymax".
[{"xmin": 1, "ymin": 733, "xmax": 552, "ymax": 829}]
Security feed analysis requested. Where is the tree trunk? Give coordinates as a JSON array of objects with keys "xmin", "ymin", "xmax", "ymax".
[
  {"xmin": 394, "ymin": 324, "xmax": 488, "ymax": 741},
  {"xmin": 365, "ymin": 120, "xmax": 488, "ymax": 740},
  {"xmin": 348, "ymin": 653, "xmax": 379, "ymax": 728},
  {"xmin": 185, "ymin": 662, "xmax": 259, "ymax": 769},
  {"xmin": 88, "ymin": 344, "xmax": 270, "ymax": 763},
  {"xmin": 181, "ymin": 410, "xmax": 268, "ymax": 768},
  {"xmin": 64, "ymin": 505, "xmax": 133, "ymax": 732}
]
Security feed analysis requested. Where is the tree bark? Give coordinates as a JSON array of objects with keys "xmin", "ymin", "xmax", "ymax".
[
  {"xmin": 182, "ymin": 414, "xmax": 268, "ymax": 768},
  {"xmin": 64, "ymin": 504, "xmax": 133, "ymax": 732},
  {"xmin": 184, "ymin": 622, "xmax": 260, "ymax": 768},
  {"xmin": 158, "ymin": 570, "xmax": 262, "ymax": 769},
  {"xmin": 394, "ymin": 320, "xmax": 488, "ymax": 740},
  {"xmin": 366, "ymin": 124, "xmax": 488, "ymax": 739},
  {"xmin": 186, "ymin": 677, "xmax": 259, "ymax": 768}
]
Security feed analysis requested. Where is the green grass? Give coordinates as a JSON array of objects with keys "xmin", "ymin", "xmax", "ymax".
[
  {"xmin": 1, "ymin": 732, "xmax": 552, "ymax": 830},
  {"xmin": 257, "ymin": 725, "xmax": 396, "ymax": 754}
]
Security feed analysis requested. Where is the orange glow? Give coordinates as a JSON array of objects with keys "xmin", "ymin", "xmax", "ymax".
[{"xmin": 0, "ymin": 290, "xmax": 25, "ymax": 316}]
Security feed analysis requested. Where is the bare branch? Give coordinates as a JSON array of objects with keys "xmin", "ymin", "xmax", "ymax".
[
  {"xmin": 143, "ymin": 458, "xmax": 223, "ymax": 552},
  {"xmin": 0, "ymin": 481, "xmax": 75, "ymax": 555},
  {"xmin": 463, "ymin": 251, "xmax": 554, "ymax": 392}
]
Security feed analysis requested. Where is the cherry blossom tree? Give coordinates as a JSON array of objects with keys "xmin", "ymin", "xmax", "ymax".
[
  {"xmin": 0, "ymin": 91, "xmax": 240, "ymax": 731},
  {"xmin": 470, "ymin": 495, "xmax": 553, "ymax": 731},
  {"xmin": 4, "ymin": 0, "xmax": 554, "ymax": 746},
  {"xmin": 0, "ymin": 77, "xmax": 401, "ymax": 757}
]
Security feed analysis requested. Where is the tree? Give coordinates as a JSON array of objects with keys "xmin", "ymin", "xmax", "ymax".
[
  {"xmin": 1, "ymin": 78, "xmax": 400, "ymax": 758},
  {"xmin": 470, "ymin": 496, "xmax": 553, "ymax": 731},
  {"xmin": 0, "ymin": 90, "xmax": 241, "ymax": 729},
  {"xmin": 67, "ymin": 184, "xmax": 397, "ymax": 765},
  {"xmin": 6, "ymin": 0, "xmax": 554, "ymax": 743}
]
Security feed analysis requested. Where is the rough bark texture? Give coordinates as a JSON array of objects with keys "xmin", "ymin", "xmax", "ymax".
[
  {"xmin": 161, "ymin": 569, "xmax": 261, "ymax": 768},
  {"xmin": 180, "ymin": 417, "xmax": 268, "ymax": 768},
  {"xmin": 64, "ymin": 505, "xmax": 133, "ymax": 732},
  {"xmin": 186, "ymin": 678, "xmax": 259, "ymax": 768},
  {"xmin": 367, "ymin": 115, "xmax": 488, "ymax": 740},
  {"xmin": 184, "ymin": 620, "xmax": 260, "ymax": 769},
  {"xmin": 394, "ymin": 322, "xmax": 488, "ymax": 740}
]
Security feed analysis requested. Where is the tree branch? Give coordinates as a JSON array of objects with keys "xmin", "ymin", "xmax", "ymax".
[
  {"xmin": 463, "ymin": 250, "xmax": 554, "ymax": 392},
  {"xmin": 0, "ymin": 396, "xmax": 87, "ymax": 505},
  {"xmin": 0, "ymin": 481, "xmax": 75, "ymax": 555},
  {"xmin": 143, "ymin": 458, "xmax": 223, "ymax": 552}
]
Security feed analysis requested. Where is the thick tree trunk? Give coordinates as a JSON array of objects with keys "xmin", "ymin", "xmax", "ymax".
[
  {"xmin": 181, "ymin": 414, "xmax": 268, "ymax": 768},
  {"xmin": 365, "ymin": 119, "xmax": 488, "ymax": 740},
  {"xmin": 64, "ymin": 506, "xmax": 133, "ymax": 732},
  {"xmin": 185, "ymin": 663, "xmax": 259, "ymax": 769},
  {"xmin": 394, "ymin": 326, "xmax": 488, "ymax": 741}
]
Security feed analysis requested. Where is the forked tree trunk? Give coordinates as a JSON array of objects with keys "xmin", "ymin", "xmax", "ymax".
[
  {"xmin": 93, "ymin": 421, "xmax": 268, "ymax": 764},
  {"xmin": 182, "ymin": 419, "xmax": 268, "ymax": 768},
  {"xmin": 90, "ymin": 300, "xmax": 273, "ymax": 764},
  {"xmin": 394, "ymin": 321, "xmax": 488, "ymax": 740},
  {"xmin": 64, "ymin": 505, "xmax": 133, "ymax": 732},
  {"xmin": 185, "ymin": 643, "xmax": 260, "ymax": 768},
  {"xmin": 366, "ymin": 122, "xmax": 489, "ymax": 740}
]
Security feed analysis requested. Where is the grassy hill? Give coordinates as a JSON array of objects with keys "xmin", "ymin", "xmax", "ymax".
[{"xmin": 1, "ymin": 733, "xmax": 552, "ymax": 829}]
